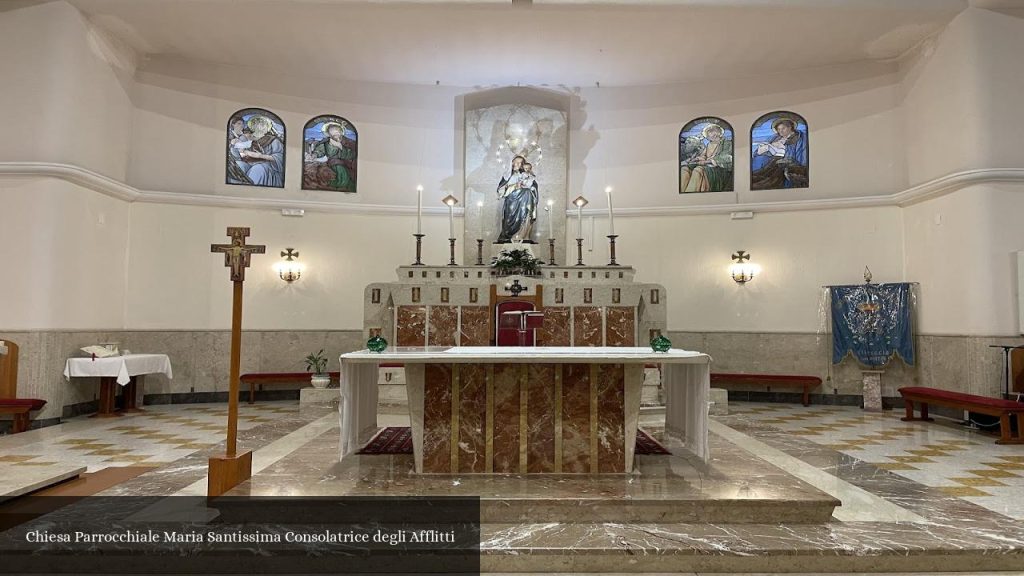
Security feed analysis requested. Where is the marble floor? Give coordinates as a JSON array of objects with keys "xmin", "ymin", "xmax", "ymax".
[{"xmin": 2, "ymin": 400, "xmax": 1024, "ymax": 573}]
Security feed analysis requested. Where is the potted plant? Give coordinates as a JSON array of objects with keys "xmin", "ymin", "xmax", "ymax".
[
  {"xmin": 491, "ymin": 247, "xmax": 542, "ymax": 277},
  {"xmin": 304, "ymin": 349, "xmax": 331, "ymax": 389}
]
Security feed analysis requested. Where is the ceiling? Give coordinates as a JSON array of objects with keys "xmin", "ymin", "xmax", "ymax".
[{"xmin": 36, "ymin": 0, "xmax": 995, "ymax": 86}]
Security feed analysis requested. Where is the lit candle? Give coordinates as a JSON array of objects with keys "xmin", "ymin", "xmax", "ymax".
[
  {"xmin": 416, "ymin": 185, "xmax": 423, "ymax": 235},
  {"xmin": 448, "ymin": 202, "xmax": 455, "ymax": 239},
  {"xmin": 605, "ymin": 186, "xmax": 615, "ymax": 235},
  {"xmin": 546, "ymin": 199, "xmax": 554, "ymax": 240},
  {"xmin": 476, "ymin": 200, "xmax": 484, "ymax": 239}
]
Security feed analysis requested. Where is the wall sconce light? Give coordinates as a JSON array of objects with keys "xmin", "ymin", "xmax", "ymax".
[
  {"xmin": 275, "ymin": 248, "xmax": 303, "ymax": 283},
  {"xmin": 729, "ymin": 250, "xmax": 758, "ymax": 285}
]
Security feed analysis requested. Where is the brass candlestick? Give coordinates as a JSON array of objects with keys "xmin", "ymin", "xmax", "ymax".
[
  {"xmin": 607, "ymin": 234, "xmax": 620, "ymax": 266},
  {"xmin": 412, "ymin": 233, "xmax": 425, "ymax": 266},
  {"xmin": 575, "ymin": 238, "xmax": 584, "ymax": 266},
  {"xmin": 476, "ymin": 239, "xmax": 484, "ymax": 266},
  {"xmin": 548, "ymin": 238, "xmax": 556, "ymax": 265},
  {"xmin": 448, "ymin": 238, "xmax": 457, "ymax": 266}
]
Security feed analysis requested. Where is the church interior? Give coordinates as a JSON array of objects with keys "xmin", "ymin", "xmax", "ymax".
[{"xmin": 3, "ymin": 0, "xmax": 1024, "ymax": 574}]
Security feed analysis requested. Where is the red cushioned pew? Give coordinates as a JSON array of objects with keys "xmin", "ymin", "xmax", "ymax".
[{"xmin": 899, "ymin": 386, "xmax": 1024, "ymax": 445}]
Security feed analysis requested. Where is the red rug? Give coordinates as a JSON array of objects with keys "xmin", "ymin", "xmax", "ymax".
[{"xmin": 357, "ymin": 427, "xmax": 671, "ymax": 455}]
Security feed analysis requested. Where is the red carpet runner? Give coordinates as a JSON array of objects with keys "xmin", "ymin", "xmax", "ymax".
[{"xmin": 358, "ymin": 427, "xmax": 671, "ymax": 455}]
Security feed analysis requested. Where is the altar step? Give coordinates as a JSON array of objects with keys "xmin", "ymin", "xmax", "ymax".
[{"xmin": 477, "ymin": 522, "xmax": 1024, "ymax": 573}]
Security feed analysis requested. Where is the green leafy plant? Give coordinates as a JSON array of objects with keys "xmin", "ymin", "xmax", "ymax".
[
  {"xmin": 491, "ymin": 248, "xmax": 542, "ymax": 276},
  {"xmin": 304, "ymin": 349, "xmax": 328, "ymax": 375}
]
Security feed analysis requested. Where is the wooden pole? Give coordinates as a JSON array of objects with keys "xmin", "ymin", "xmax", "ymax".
[{"xmin": 227, "ymin": 280, "xmax": 243, "ymax": 457}]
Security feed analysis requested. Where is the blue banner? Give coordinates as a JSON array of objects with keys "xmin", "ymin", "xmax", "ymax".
[{"xmin": 830, "ymin": 283, "xmax": 915, "ymax": 367}]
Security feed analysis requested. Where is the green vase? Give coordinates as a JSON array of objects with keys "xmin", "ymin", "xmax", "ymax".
[
  {"xmin": 367, "ymin": 329, "xmax": 388, "ymax": 353},
  {"xmin": 650, "ymin": 332, "xmax": 672, "ymax": 353}
]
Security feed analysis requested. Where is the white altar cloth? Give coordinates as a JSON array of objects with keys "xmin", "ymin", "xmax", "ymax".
[
  {"xmin": 339, "ymin": 346, "xmax": 712, "ymax": 463},
  {"xmin": 64, "ymin": 354, "xmax": 173, "ymax": 386}
]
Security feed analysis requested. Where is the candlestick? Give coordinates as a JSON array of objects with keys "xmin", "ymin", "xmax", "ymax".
[
  {"xmin": 448, "ymin": 238, "xmax": 457, "ymax": 266},
  {"xmin": 416, "ymin": 185, "xmax": 423, "ymax": 235},
  {"xmin": 546, "ymin": 199, "xmax": 554, "ymax": 240},
  {"xmin": 548, "ymin": 238, "xmax": 556, "ymax": 266},
  {"xmin": 476, "ymin": 200, "xmax": 484, "ymax": 240},
  {"xmin": 412, "ymin": 233, "xmax": 425, "ymax": 266},
  {"xmin": 476, "ymin": 239, "xmax": 484, "ymax": 266},
  {"xmin": 575, "ymin": 238, "xmax": 584, "ymax": 266},
  {"xmin": 605, "ymin": 186, "xmax": 615, "ymax": 236},
  {"xmin": 607, "ymin": 234, "xmax": 619, "ymax": 266}
]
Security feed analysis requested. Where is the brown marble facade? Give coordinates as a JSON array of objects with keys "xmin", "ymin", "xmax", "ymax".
[
  {"xmin": 418, "ymin": 362, "xmax": 630, "ymax": 474},
  {"xmin": 458, "ymin": 364, "xmax": 487, "ymax": 473},
  {"xmin": 428, "ymin": 306, "xmax": 458, "ymax": 346},
  {"xmin": 573, "ymin": 307, "xmax": 603, "ymax": 347},
  {"xmin": 492, "ymin": 364, "xmax": 521, "ymax": 473},
  {"xmin": 422, "ymin": 363, "xmax": 452, "ymax": 473},
  {"xmin": 526, "ymin": 364, "xmax": 556, "ymax": 473},
  {"xmin": 540, "ymin": 307, "xmax": 570, "ymax": 347},
  {"xmin": 605, "ymin": 306, "xmax": 636, "ymax": 347},
  {"xmin": 459, "ymin": 306, "xmax": 490, "ymax": 346},
  {"xmin": 561, "ymin": 363, "xmax": 591, "ymax": 473},
  {"xmin": 595, "ymin": 364, "xmax": 625, "ymax": 473},
  {"xmin": 396, "ymin": 306, "xmax": 427, "ymax": 346}
]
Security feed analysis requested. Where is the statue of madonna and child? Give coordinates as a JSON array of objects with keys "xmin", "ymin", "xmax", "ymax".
[{"xmin": 494, "ymin": 155, "xmax": 540, "ymax": 244}]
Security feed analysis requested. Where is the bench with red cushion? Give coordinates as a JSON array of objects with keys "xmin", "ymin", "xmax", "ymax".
[
  {"xmin": 899, "ymin": 386, "xmax": 1024, "ymax": 444},
  {"xmin": 240, "ymin": 372, "xmax": 340, "ymax": 404},
  {"xmin": 710, "ymin": 373, "xmax": 823, "ymax": 407},
  {"xmin": 0, "ymin": 398, "xmax": 47, "ymax": 433}
]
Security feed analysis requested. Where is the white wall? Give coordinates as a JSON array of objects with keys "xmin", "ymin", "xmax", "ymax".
[
  {"xmin": 125, "ymin": 203, "xmax": 458, "ymax": 330},
  {"xmin": 0, "ymin": 178, "xmax": 130, "ymax": 330},
  {"xmin": 904, "ymin": 183, "xmax": 1024, "ymax": 336},
  {"xmin": 0, "ymin": 1, "xmax": 135, "ymax": 180}
]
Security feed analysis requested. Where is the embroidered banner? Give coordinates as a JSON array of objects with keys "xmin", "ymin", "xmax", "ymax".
[{"xmin": 830, "ymin": 283, "xmax": 915, "ymax": 367}]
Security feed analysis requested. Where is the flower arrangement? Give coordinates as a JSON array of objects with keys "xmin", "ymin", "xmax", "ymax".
[{"xmin": 491, "ymin": 247, "xmax": 542, "ymax": 276}]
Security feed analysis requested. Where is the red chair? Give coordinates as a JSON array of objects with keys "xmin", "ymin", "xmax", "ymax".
[{"xmin": 1, "ymin": 340, "xmax": 47, "ymax": 433}]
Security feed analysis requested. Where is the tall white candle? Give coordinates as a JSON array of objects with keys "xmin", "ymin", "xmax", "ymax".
[
  {"xmin": 546, "ymin": 199, "xmax": 554, "ymax": 240},
  {"xmin": 605, "ymin": 186, "xmax": 615, "ymax": 235},
  {"xmin": 577, "ymin": 203, "xmax": 583, "ymax": 239},
  {"xmin": 449, "ymin": 203, "xmax": 455, "ymax": 239},
  {"xmin": 476, "ymin": 201, "xmax": 484, "ymax": 239},
  {"xmin": 416, "ymin": 185, "xmax": 423, "ymax": 234}
]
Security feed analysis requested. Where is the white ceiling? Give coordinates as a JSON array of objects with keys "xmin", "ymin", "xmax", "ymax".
[{"xmin": 46, "ymin": 0, "xmax": 989, "ymax": 86}]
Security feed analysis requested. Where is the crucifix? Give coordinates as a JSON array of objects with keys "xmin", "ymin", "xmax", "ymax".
[{"xmin": 208, "ymin": 227, "xmax": 265, "ymax": 497}]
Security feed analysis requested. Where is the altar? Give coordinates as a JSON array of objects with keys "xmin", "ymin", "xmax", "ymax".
[{"xmin": 340, "ymin": 346, "xmax": 711, "ymax": 474}]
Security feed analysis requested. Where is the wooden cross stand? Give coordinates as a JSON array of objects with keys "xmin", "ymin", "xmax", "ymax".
[{"xmin": 208, "ymin": 227, "xmax": 265, "ymax": 497}]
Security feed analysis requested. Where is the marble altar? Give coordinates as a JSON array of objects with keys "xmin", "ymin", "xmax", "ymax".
[{"xmin": 339, "ymin": 347, "xmax": 711, "ymax": 474}]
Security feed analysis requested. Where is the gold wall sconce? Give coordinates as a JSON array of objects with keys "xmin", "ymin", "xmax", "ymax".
[
  {"xmin": 275, "ymin": 248, "xmax": 303, "ymax": 283},
  {"xmin": 729, "ymin": 250, "xmax": 758, "ymax": 285}
]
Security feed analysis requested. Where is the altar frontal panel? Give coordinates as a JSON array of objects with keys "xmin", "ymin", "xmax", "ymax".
[{"xmin": 421, "ymin": 362, "xmax": 631, "ymax": 474}]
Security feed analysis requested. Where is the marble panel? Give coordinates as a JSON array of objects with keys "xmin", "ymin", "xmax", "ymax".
[
  {"xmin": 458, "ymin": 306, "xmax": 490, "ymax": 346},
  {"xmin": 526, "ymin": 364, "xmax": 556, "ymax": 473},
  {"xmin": 596, "ymin": 363, "xmax": 625, "ymax": 473},
  {"xmin": 458, "ymin": 364, "xmax": 487, "ymax": 473},
  {"xmin": 539, "ymin": 307, "xmax": 570, "ymax": 347},
  {"xmin": 427, "ymin": 306, "xmax": 458, "ymax": 347},
  {"xmin": 396, "ymin": 306, "xmax": 427, "ymax": 347},
  {"xmin": 422, "ymin": 363, "xmax": 452, "ymax": 473},
  {"xmin": 492, "ymin": 364, "xmax": 521, "ymax": 473},
  {"xmin": 561, "ymin": 363, "xmax": 591, "ymax": 473},
  {"xmin": 573, "ymin": 307, "xmax": 603, "ymax": 347},
  {"xmin": 605, "ymin": 307, "xmax": 635, "ymax": 347}
]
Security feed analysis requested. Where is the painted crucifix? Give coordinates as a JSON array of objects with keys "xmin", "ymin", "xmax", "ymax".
[{"xmin": 208, "ymin": 227, "xmax": 265, "ymax": 497}]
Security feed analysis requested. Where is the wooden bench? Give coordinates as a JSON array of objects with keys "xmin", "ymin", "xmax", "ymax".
[
  {"xmin": 710, "ymin": 373, "xmax": 823, "ymax": 407},
  {"xmin": 899, "ymin": 386, "xmax": 1024, "ymax": 445},
  {"xmin": 1, "ymin": 340, "xmax": 47, "ymax": 433},
  {"xmin": 240, "ymin": 372, "xmax": 340, "ymax": 404}
]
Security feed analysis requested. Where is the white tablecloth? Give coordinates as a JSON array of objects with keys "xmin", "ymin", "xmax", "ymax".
[{"xmin": 63, "ymin": 354, "xmax": 173, "ymax": 386}]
